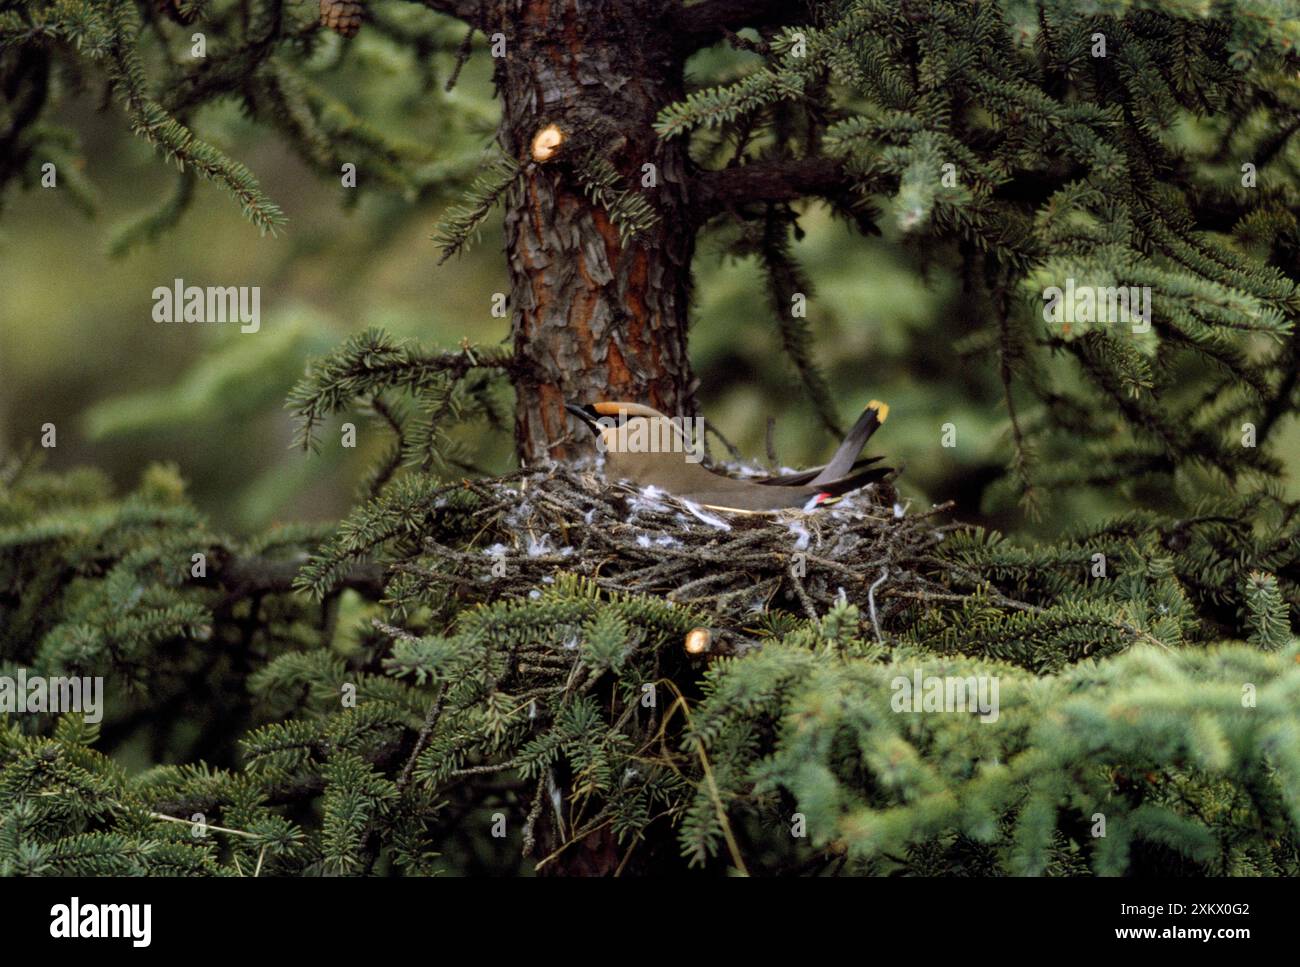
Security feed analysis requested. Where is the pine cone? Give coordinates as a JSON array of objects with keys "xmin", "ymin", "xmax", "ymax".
[{"xmin": 320, "ymin": 0, "xmax": 364, "ymax": 38}]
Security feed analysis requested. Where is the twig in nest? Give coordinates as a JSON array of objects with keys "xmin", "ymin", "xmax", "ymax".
[
  {"xmin": 868, "ymin": 567, "xmax": 889, "ymax": 642},
  {"xmin": 788, "ymin": 568, "xmax": 819, "ymax": 620}
]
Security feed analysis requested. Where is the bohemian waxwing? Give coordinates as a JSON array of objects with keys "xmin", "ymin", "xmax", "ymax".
[{"xmin": 565, "ymin": 400, "xmax": 891, "ymax": 514}]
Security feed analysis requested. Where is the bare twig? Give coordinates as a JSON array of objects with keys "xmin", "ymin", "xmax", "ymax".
[{"xmin": 868, "ymin": 567, "xmax": 889, "ymax": 642}]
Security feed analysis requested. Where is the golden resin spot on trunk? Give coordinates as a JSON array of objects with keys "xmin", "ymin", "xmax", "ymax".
[
  {"xmin": 685, "ymin": 627, "xmax": 712, "ymax": 655},
  {"xmin": 530, "ymin": 124, "xmax": 565, "ymax": 163}
]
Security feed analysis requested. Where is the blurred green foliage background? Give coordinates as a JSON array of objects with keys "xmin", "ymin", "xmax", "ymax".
[{"xmin": 2, "ymin": 9, "xmax": 1296, "ymax": 545}]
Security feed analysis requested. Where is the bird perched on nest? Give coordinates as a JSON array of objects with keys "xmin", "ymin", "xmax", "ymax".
[{"xmin": 565, "ymin": 400, "xmax": 891, "ymax": 513}]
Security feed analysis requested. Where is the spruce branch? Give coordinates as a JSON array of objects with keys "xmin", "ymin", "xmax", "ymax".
[
  {"xmin": 286, "ymin": 328, "xmax": 520, "ymax": 453},
  {"xmin": 431, "ymin": 155, "xmax": 522, "ymax": 263},
  {"xmin": 691, "ymin": 156, "xmax": 850, "ymax": 218},
  {"xmin": 411, "ymin": 0, "xmax": 484, "ymax": 23},
  {"xmin": 100, "ymin": 0, "xmax": 285, "ymax": 234},
  {"xmin": 758, "ymin": 206, "xmax": 841, "ymax": 436},
  {"xmin": 670, "ymin": 0, "xmax": 808, "ymax": 53},
  {"xmin": 200, "ymin": 549, "xmax": 388, "ymax": 601}
]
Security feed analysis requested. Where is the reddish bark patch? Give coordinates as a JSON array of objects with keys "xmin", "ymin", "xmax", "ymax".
[{"xmin": 499, "ymin": 0, "xmax": 697, "ymax": 466}]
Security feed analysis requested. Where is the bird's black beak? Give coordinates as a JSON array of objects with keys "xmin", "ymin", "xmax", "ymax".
[{"xmin": 564, "ymin": 401, "xmax": 602, "ymax": 436}]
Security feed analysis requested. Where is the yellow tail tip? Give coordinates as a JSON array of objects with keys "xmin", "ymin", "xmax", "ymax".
[{"xmin": 867, "ymin": 399, "xmax": 889, "ymax": 423}]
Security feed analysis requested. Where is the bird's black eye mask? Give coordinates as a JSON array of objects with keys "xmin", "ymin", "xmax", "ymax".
[{"xmin": 564, "ymin": 402, "xmax": 603, "ymax": 435}]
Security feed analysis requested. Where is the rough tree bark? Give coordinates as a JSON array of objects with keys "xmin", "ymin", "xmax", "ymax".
[{"xmin": 494, "ymin": 0, "xmax": 699, "ymax": 464}]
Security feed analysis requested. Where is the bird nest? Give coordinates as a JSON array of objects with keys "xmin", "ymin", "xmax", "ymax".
[{"xmin": 403, "ymin": 466, "xmax": 960, "ymax": 640}]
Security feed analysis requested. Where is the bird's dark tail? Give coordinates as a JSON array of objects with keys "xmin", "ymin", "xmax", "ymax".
[
  {"xmin": 759, "ymin": 454, "xmax": 885, "ymax": 486},
  {"xmin": 807, "ymin": 400, "xmax": 889, "ymax": 487},
  {"xmin": 814, "ymin": 462, "xmax": 893, "ymax": 499}
]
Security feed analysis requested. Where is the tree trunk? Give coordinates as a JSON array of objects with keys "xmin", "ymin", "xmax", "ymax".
[{"xmin": 495, "ymin": 0, "xmax": 698, "ymax": 465}]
